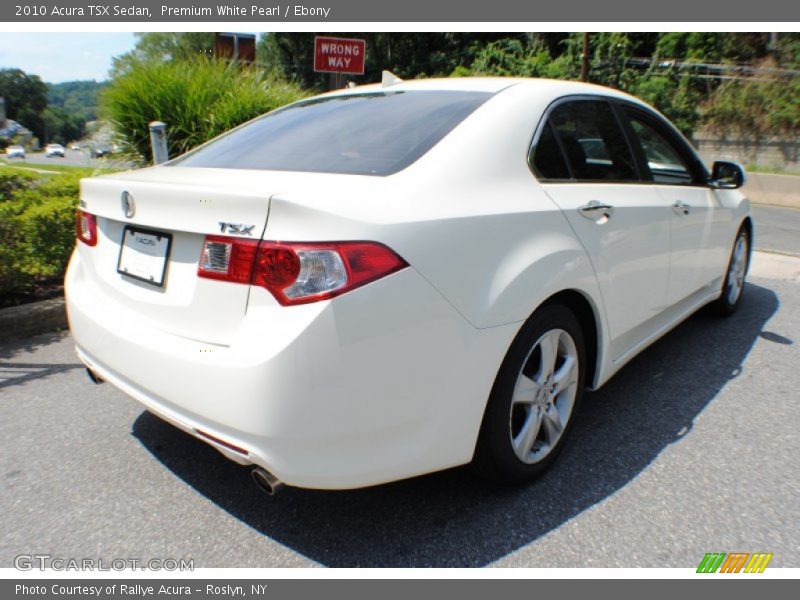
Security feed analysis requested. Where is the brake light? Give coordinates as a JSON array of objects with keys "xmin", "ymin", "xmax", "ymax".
[
  {"xmin": 197, "ymin": 237, "xmax": 408, "ymax": 305},
  {"xmin": 75, "ymin": 210, "xmax": 97, "ymax": 246}
]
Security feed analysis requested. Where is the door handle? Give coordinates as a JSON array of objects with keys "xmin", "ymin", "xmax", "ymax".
[
  {"xmin": 578, "ymin": 200, "xmax": 614, "ymax": 223},
  {"xmin": 672, "ymin": 201, "xmax": 691, "ymax": 216}
]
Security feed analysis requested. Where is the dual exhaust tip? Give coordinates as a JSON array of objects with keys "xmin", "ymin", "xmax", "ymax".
[
  {"xmin": 86, "ymin": 367, "xmax": 284, "ymax": 496},
  {"xmin": 251, "ymin": 466, "xmax": 284, "ymax": 496}
]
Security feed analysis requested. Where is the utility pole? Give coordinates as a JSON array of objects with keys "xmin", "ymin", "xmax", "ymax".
[{"xmin": 580, "ymin": 32, "xmax": 590, "ymax": 82}]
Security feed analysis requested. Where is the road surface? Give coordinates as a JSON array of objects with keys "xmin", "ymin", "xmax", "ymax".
[{"xmin": 1, "ymin": 252, "xmax": 798, "ymax": 568}]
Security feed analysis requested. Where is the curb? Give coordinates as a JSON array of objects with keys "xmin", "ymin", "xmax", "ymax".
[{"xmin": 0, "ymin": 297, "xmax": 67, "ymax": 343}]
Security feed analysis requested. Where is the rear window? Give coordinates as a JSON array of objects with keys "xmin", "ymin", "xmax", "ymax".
[{"xmin": 171, "ymin": 90, "xmax": 492, "ymax": 176}]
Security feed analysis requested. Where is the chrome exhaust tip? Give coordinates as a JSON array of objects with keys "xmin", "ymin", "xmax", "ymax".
[
  {"xmin": 85, "ymin": 368, "xmax": 104, "ymax": 384},
  {"xmin": 251, "ymin": 466, "xmax": 284, "ymax": 496}
]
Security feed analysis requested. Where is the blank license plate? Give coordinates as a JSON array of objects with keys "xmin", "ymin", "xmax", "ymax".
[{"xmin": 117, "ymin": 226, "xmax": 172, "ymax": 287}]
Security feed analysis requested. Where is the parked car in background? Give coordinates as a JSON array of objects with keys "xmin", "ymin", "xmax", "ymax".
[
  {"xmin": 90, "ymin": 146, "xmax": 112, "ymax": 158},
  {"xmin": 45, "ymin": 143, "xmax": 66, "ymax": 157},
  {"xmin": 5, "ymin": 145, "xmax": 25, "ymax": 159},
  {"xmin": 66, "ymin": 77, "xmax": 752, "ymax": 493}
]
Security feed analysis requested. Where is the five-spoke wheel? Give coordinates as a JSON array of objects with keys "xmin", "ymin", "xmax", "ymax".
[{"xmin": 474, "ymin": 303, "xmax": 586, "ymax": 484}]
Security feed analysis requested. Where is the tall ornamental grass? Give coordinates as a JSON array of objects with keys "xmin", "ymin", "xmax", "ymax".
[{"xmin": 102, "ymin": 58, "xmax": 308, "ymax": 163}]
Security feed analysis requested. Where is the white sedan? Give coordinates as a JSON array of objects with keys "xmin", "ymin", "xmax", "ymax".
[
  {"xmin": 66, "ymin": 77, "xmax": 751, "ymax": 492},
  {"xmin": 45, "ymin": 143, "xmax": 66, "ymax": 157},
  {"xmin": 5, "ymin": 145, "xmax": 25, "ymax": 159}
]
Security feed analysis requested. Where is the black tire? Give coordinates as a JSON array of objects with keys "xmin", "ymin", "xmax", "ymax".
[
  {"xmin": 712, "ymin": 226, "xmax": 750, "ymax": 317},
  {"xmin": 473, "ymin": 303, "xmax": 586, "ymax": 484}
]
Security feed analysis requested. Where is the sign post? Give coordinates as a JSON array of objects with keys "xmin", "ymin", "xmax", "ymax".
[{"xmin": 313, "ymin": 36, "xmax": 367, "ymax": 90}]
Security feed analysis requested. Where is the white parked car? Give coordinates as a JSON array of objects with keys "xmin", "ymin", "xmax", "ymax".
[
  {"xmin": 45, "ymin": 143, "xmax": 66, "ymax": 157},
  {"xmin": 5, "ymin": 145, "xmax": 25, "ymax": 159},
  {"xmin": 66, "ymin": 78, "xmax": 751, "ymax": 492}
]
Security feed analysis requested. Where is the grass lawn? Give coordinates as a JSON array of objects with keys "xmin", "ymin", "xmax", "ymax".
[
  {"xmin": 746, "ymin": 163, "xmax": 800, "ymax": 177},
  {"xmin": 0, "ymin": 159, "xmax": 117, "ymax": 177}
]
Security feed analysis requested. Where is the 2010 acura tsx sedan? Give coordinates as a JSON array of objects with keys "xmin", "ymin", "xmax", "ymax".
[{"xmin": 66, "ymin": 77, "xmax": 751, "ymax": 492}]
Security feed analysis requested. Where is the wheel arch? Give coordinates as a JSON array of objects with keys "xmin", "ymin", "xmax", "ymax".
[
  {"xmin": 541, "ymin": 289, "xmax": 601, "ymax": 390},
  {"xmin": 741, "ymin": 216, "xmax": 754, "ymax": 272}
]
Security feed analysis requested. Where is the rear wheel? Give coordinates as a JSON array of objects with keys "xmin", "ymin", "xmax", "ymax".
[
  {"xmin": 713, "ymin": 227, "xmax": 750, "ymax": 317},
  {"xmin": 474, "ymin": 304, "xmax": 585, "ymax": 484}
]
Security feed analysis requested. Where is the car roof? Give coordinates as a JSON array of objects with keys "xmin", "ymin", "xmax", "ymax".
[{"xmin": 321, "ymin": 76, "xmax": 645, "ymax": 105}]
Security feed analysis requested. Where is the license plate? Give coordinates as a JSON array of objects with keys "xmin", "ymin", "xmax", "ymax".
[{"xmin": 117, "ymin": 226, "xmax": 172, "ymax": 287}]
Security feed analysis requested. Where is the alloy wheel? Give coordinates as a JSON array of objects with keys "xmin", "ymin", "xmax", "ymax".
[
  {"xmin": 509, "ymin": 328, "xmax": 579, "ymax": 464},
  {"xmin": 726, "ymin": 233, "xmax": 748, "ymax": 305}
]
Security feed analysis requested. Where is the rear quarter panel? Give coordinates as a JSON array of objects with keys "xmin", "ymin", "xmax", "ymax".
[{"xmin": 262, "ymin": 83, "xmax": 610, "ymax": 384}]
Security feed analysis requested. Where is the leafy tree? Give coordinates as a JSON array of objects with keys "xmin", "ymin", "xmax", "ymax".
[
  {"xmin": 632, "ymin": 75, "xmax": 701, "ymax": 136},
  {"xmin": 42, "ymin": 107, "xmax": 86, "ymax": 144},
  {"xmin": 111, "ymin": 33, "xmax": 214, "ymax": 76},
  {"xmin": 703, "ymin": 76, "xmax": 800, "ymax": 162},
  {"xmin": 463, "ymin": 39, "xmax": 558, "ymax": 78},
  {"xmin": 258, "ymin": 33, "xmax": 530, "ymax": 90},
  {"xmin": 47, "ymin": 80, "xmax": 107, "ymax": 121},
  {"xmin": 0, "ymin": 68, "xmax": 48, "ymax": 141},
  {"xmin": 101, "ymin": 31, "xmax": 800, "ymax": 144}
]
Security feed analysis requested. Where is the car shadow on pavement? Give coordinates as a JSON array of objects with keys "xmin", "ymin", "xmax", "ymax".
[
  {"xmin": 0, "ymin": 331, "xmax": 84, "ymax": 390},
  {"xmin": 132, "ymin": 283, "xmax": 779, "ymax": 567}
]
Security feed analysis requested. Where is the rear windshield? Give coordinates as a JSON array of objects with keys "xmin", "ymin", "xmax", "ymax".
[{"xmin": 171, "ymin": 90, "xmax": 492, "ymax": 176}]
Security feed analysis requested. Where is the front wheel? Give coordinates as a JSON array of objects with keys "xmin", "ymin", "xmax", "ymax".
[
  {"xmin": 473, "ymin": 304, "xmax": 585, "ymax": 484},
  {"xmin": 713, "ymin": 227, "xmax": 750, "ymax": 317}
]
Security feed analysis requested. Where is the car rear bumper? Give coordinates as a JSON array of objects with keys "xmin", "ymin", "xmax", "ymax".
[{"xmin": 65, "ymin": 249, "xmax": 518, "ymax": 489}]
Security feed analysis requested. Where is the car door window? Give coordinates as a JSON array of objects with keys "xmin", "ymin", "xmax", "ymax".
[
  {"xmin": 624, "ymin": 110, "xmax": 696, "ymax": 185},
  {"xmin": 540, "ymin": 100, "xmax": 638, "ymax": 182}
]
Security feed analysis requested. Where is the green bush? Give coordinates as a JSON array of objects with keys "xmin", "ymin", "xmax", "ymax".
[
  {"xmin": 0, "ymin": 167, "xmax": 92, "ymax": 299},
  {"xmin": 102, "ymin": 57, "xmax": 308, "ymax": 162},
  {"xmin": 0, "ymin": 167, "xmax": 38, "ymax": 200}
]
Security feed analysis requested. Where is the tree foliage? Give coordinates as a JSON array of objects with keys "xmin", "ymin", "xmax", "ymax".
[
  {"xmin": 0, "ymin": 68, "xmax": 48, "ymax": 141},
  {"xmin": 258, "ymin": 33, "xmax": 534, "ymax": 89},
  {"xmin": 111, "ymin": 32, "xmax": 215, "ymax": 77},
  {"xmin": 47, "ymin": 80, "xmax": 106, "ymax": 121},
  {"xmin": 42, "ymin": 106, "xmax": 86, "ymax": 145},
  {"xmin": 99, "ymin": 32, "xmax": 800, "ymax": 148}
]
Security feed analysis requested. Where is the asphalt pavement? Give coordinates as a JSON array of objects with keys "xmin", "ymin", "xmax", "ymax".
[
  {"xmin": 1, "ymin": 252, "xmax": 798, "ymax": 568},
  {"xmin": 752, "ymin": 204, "xmax": 800, "ymax": 257},
  {"xmin": 4, "ymin": 149, "xmax": 111, "ymax": 169}
]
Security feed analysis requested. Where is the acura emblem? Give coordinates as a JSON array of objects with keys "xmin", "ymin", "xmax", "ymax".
[{"xmin": 121, "ymin": 191, "xmax": 135, "ymax": 218}]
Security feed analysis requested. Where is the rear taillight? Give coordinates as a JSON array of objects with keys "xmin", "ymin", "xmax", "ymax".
[
  {"xmin": 75, "ymin": 210, "xmax": 97, "ymax": 246},
  {"xmin": 197, "ymin": 237, "xmax": 407, "ymax": 306}
]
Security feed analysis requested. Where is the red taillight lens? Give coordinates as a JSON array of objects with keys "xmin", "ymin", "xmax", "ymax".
[
  {"xmin": 255, "ymin": 246, "xmax": 301, "ymax": 288},
  {"xmin": 75, "ymin": 210, "xmax": 97, "ymax": 246},
  {"xmin": 197, "ymin": 236, "xmax": 408, "ymax": 306},
  {"xmin": 254, "ymin": 241, "xmax": 408, "ymax": 305}
]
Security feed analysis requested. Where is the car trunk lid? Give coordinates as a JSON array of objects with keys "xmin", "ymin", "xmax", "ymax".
[{"xmin": 77, "ymin": 167, "xmax": 276, "ymax": 346}]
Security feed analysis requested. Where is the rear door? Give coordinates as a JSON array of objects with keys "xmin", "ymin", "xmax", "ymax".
[
  {"xmin": 532, "ymin": 98, "xmax": 672, "ymax": 360},
  {"xmin": 620, "ymin": 105, "xmax": 723, "ymax": 303}
]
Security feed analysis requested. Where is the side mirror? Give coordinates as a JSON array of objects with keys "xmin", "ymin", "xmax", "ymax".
[{"xmin": 710, "ymin": 161, "xmax": 747, "ymax": 190}]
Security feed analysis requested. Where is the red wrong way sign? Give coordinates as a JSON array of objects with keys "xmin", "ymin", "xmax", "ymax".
[{"xmin": 314, "ymin": 36, "xmax": 366, "ymax": 75}]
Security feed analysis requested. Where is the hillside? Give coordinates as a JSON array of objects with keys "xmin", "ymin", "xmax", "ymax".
[{"xmin": 46, "ymin": 80, "xmax": 107, "ymax": 121}]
